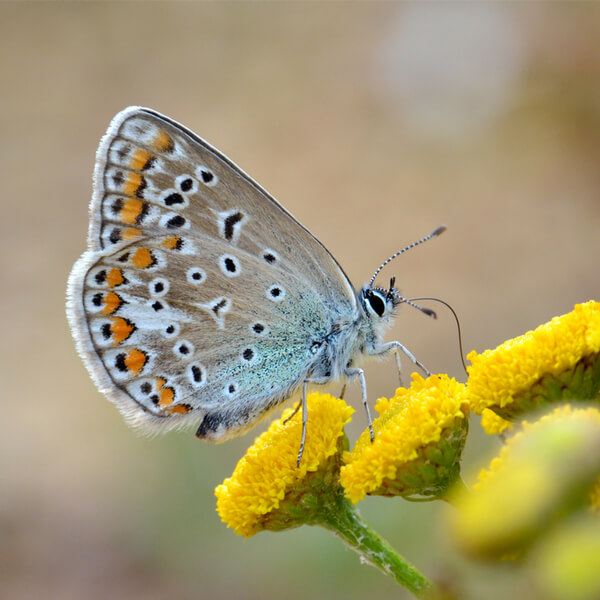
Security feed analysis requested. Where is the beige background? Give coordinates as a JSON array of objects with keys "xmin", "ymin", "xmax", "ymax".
[{"xmin": 1, "ymin": 3, "xmax": 599, "ymax": 599}]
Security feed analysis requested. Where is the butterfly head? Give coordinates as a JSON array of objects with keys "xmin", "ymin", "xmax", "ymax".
[
  {"xmin": 360, "ymin": 276, "xmax": 402, "ymax": 325},
  {"xmin": 359, "ymin": 226, "xmax": 446, "ymax": 328}
]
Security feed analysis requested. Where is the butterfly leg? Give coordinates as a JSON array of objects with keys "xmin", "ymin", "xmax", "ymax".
[
  {"xmin": 283, "ymin": 399, "xmax": 302, "ymax": 425},
  {"xmin": 295, "ymin": 380, "xmax": 310, "ymax": 467},
  {"xmin": 372, "ymin": 341, "xmax": 432, "ymax": 386},
  {"xmin": 344, "ymin": 367, "xmax": 375, "ymax": 442}
]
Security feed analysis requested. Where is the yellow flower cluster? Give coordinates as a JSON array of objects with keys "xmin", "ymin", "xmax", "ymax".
[
  {"xmin": 475, "ymin": 404, "xmax": 600, "ymax": 501},
  {"xmin": 452, "ymin": 405, "xmax": 600, "ymax": 558},
  {"xmin": 340, "ymin": 374, "xmax": 468, "ymax": 503},
  {"xmin": 215, "ymin": 393, "xmax": 353, "ymax": 537},
  {"xmin": 467, "ymin": 301, "xmax": 600, "ymax": 417}
]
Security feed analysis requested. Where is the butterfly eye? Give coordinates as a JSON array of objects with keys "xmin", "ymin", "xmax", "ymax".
[{"xmin": 365, "ymin": 290, "xmax": 386, "ymax": 317}]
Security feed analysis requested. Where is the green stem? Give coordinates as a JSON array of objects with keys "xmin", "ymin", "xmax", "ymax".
[{"xmin": 318, "ymin": 492, "xmax": 435, "ymax": 599}]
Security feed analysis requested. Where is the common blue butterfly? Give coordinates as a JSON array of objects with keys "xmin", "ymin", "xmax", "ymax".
[{"xmin": 67, "ymin": 107, "xmax": 443, "ymax": 461}]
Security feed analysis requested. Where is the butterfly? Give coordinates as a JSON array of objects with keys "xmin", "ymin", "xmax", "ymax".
[{"xmin": 67, "ymin": 107, "xmax": 444, "ymax": 462}]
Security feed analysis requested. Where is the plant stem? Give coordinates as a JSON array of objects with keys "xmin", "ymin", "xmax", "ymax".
[{"xmin": 318, "ymin": 492, "xmax": 435, "ymax": 599}]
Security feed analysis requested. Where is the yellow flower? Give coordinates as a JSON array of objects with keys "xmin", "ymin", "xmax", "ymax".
[
  {"xmin": 215, "ymin": 393, "xmax": 353, "ymax": 537},
  {"xmin": 340, "ymin": 374, "xmax": 468, "ymax": 503},
  {"xmin": 451, "ymin": 405, "xmax": 600, "ymax": 558},
  {"xmin": 467, "ymin": 301, "xmax": 600, "ymax": 420},
  {"xmin": 480, "ymin": 408, "xmax": 513, "ymax": 435}
]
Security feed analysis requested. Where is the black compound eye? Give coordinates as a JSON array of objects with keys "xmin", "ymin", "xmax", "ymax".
[{"xmin": 366, "ymin": 291, "xmax": 386, "ymax": 317}]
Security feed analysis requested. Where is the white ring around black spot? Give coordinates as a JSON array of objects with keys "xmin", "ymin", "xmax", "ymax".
[
  {"xmin": 195, "ymin": 165, "xmax": 218, "ymax": 187},
  {"xmin": 175, "ymin": 174, "xmax": 199, "ymax": 195},
  {"xmin": 218, "ymin": 209, "xmax": 246, "ymax": 244},
  {"xmin": 159, "ymin": 188, "xmax": 189, "ymax": 209},
  {"xmin": 86, "ymin": 291, "xmax": 105, "ymax": 313},
  {"xmin": 266, "ymin": 284, "xmax": 286, "ymax": 302},
  {"xmin": 186, "ymin": 267, "xmax": 206, "ymax": 284},
  {"xmin": 250, "ymin": 322, "xmax": 268, "ymax": 336},
  {"xmin": 138, "ymin": 379, "xmax": 154, "ymax": 397},
  {"xmin": 95, "ymin": 320, "xmax": 114, "ymax": 347},
  {"xmin": 163, "ymin": 322, "xmax": 180, "ymax": 338},
  {"xmin": 149, "ymin": 277, "xmax": 169, "ymax": 297},
  {"xmin": 262, "ymin": 248, "xmax": 280, "ymax": 265},
  {"xmin": 189, "ymin": 363, "xmax": 207, "ymax": 388},
  {"xmin": 173, "ymin": 340, "xmax": 195, "ymax": 358},
  {"xmin": 224, "ymin": 381, "xmax": 239, "ymax": 397},
  {"xmin": 159, "ymin": 212, "xmax": 189, "ymax": 230},
  {"xmin": 219, "ymin": 254, "xmax": 241, "ymax": 278}
]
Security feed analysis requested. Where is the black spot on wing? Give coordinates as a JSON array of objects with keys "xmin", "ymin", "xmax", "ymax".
[{"xmin": 223, "ymin": 211, "xmax": 243, "ymax": 241}]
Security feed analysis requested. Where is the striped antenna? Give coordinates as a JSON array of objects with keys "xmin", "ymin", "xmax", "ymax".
[{"xmin": 369, "ymin": 225, "xmax": 446, "ymax": 287}]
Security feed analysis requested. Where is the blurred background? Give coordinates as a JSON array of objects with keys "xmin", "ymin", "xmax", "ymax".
[{"xmin": 1, "ymin": 3, "xmax": 599, "ymax": 599}]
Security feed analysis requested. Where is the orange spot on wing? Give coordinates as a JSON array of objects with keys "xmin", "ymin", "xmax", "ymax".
[
  {"xmin": 161, "ymin": 236, "xmax": 182, "ymax": 250},
  {"xmin": 122, "ymin": 172, "xmax": 143, "ymax": 197},
  {"xmin": 125, "ymin": 349, "xmax": 147, "ymax": 375},
  {"xmin": 119, "ymin": 198, "xmax": 144, "ymax": 225},
  {"xmin": 166, "ymin": 404, "xmax": 190, "ymax": 415},
  {"xmin": 159, "ymin": 387, "xmax": 174, "ymax": 407},
  {"xmin": 130, "ymin": 148, "xmax": 153, "ymax": 171},
  {"xmin": 153, "ymin": 377, "xmax": 174, "ymax": 407},
  {"xmin": 110, "ymin": 317, "xmax": 135, "ymax": 345},
  {"xmin": 131, "ymin": 248, "xmax": 154, "ymax": 269},
  {"xmin": 106, "ymin": 268, "xmax": 125, "ymax": 287},
  {"xmin": 122, "ymin": 227, "xmax": 141, "ymax": 240},
  {"xmin": 101, "ymin": 291, "xmax": 122, "ymax": 315},
  {"xmin": 152, "ymin": 129, "xmax": 174, "ymax": 153}
]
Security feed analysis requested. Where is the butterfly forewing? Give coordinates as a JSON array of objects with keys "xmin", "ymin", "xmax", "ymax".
[
  {"xmin": 69, "ymin": 107, "xmax": 357, "ymax": 437},
  {"xmin": 91, "ymin": 108, "xmax": 355, "ymax": 306}
]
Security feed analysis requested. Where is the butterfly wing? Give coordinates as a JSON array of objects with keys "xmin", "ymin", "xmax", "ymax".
[{"xmin": 67, "ymin": 107, "xmax": 357, "ymax": 439}]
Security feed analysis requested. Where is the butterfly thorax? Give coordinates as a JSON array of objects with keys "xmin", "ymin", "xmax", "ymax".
[{"xmin": 307, "ymin": 284, "xmax": 400, "ymax": 384}]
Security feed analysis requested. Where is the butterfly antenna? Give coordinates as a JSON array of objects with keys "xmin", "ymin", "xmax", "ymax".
[
  {"xmin": 369, "ymin": 225, "xmax": 446, "ymax": 287},
  {"xmin": 394, "ymin": 288, "xmax": 437, "ymax": 320},
  {"xmin": 410, "ymin": 296, "xmax": 468, "ymax": 374}
]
